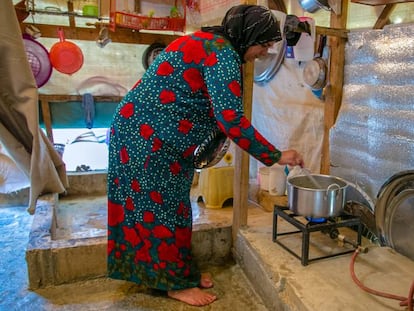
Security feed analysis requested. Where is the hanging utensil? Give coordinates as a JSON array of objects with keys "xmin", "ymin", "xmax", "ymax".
[
  {"xmin": 22, "ymin": 34, "xmax": 52, "ymax": 88},
  {"xmin": 49, "ymin": 27, "xmax": 84, "ymax": 75},
  {"xmin": 303, "ymin": 34, "xmax": 328, "ymax": 90}
]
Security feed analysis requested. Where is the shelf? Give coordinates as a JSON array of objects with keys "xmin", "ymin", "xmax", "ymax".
[
  {"xmin": 351, "ymin": 0, "xmax": 414, "ymax": 5},
  {"xmin": 109, "ymin": 0, "xmax": 186, "ymax": 33}
]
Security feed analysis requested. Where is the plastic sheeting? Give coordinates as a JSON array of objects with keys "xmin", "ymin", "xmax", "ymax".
[
  {"xmin": 251, "ymin": 58, "xmax": 325, "ymax": 178},
  {"xmin": 330, "ymin": 24, "xmax": 414, "ymax": 202}
]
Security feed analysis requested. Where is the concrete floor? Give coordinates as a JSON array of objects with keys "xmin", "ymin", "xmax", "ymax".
[
  {"xmin": 0, "ymin": 190, "xmax": 268, "ymax": 311},
  {"xmin": 1, "ymin": 182, "xmax": 414, "ymax": 311}
]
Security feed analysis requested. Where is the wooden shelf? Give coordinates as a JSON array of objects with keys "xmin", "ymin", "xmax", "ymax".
[{"xmin": 351, "ymin": 0, "xmax": 414, "ymax": 5}]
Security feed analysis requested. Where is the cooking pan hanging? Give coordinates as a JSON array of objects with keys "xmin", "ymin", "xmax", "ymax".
[
  {"xmin": 49, "ymin": 27, "xmax": 84, "ymax": 75},
  {"xmin": 22, "ymin": 34, "xmax": 52, "ymax": 88}
]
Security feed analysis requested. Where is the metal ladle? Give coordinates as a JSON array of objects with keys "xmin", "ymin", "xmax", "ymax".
[{"xmin": 302, "ymin": 168, "xmax": 323, "ymax": 189}]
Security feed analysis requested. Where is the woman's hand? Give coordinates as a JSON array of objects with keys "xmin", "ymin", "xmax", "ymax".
[{"xmin": 277, "ymin": 150, "xmax": 304, "ymax": 167}]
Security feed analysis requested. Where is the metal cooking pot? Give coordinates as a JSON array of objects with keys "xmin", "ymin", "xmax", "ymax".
[
  {"xmin": 298, "ymin": 0, "xmax": 330, "ymax": 13},
  {"xmin": 287, "ymin": 174, "xmax": 348, "ymax": 217}
]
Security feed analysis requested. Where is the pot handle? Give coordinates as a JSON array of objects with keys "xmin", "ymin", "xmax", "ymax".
[{"xmin": 325, "ymin": 183, "xmax": 340, "ymax": 200}]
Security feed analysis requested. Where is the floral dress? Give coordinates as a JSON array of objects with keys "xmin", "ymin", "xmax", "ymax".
[{"xmin": 107, "ymin": 31, "xmax": 281, "ymax": 291}]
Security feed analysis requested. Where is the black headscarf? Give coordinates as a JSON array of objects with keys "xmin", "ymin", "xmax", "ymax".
[{"xmin": 201, "ymin": 5, "xmax": 282, "ymax": 62}]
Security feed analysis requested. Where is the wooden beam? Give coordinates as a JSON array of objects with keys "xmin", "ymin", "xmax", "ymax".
[
  {"xmin": 351, "ymin": 0, "xmax": 414, "ymax": 5},
  {"xmin": 373, "ymin": 3, "xmax": 397, "ymax": 29},
  {"xmin": 320, "ymin": 0, "xmax": 349, "ymax": 174},
  {"xmin": 316, "ymin": 26, "xmax": 349, "ymax": 39},
  {"xmin": 40, "ymin": 99, "xmax": 53, "ymax": 143},
  {"xmin": 268, "ymin": 0, "xmax": 287, "ymax": 13},
  {"xmin": 19, "ymin": 23, "xmax": 181, "ymax": 46},
  {"xmin": 232, "ymin": 61, "xmax": 254, "ymax": 240},
  {"xmin": 232, "ymin": 0, "xmax": 257, "ymax": 239}
]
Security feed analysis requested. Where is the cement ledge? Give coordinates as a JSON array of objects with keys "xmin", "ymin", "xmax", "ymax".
[{"xmin": 236, "ymin": 222, "xmax": 414, "ymax": 311}]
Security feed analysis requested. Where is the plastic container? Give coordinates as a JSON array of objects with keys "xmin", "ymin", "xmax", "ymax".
[{"xmin": 258, "ymin": 165, "xmax": 287, "ymax": 196}]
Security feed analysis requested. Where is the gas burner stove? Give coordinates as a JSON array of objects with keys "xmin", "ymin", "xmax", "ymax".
[{"xmin": 272, "ymin": 205, "xmax": 362, "ymax": 266}]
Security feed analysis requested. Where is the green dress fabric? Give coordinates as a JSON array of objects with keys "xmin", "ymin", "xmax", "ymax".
[{"xmin": 107, "ymin": 31, "xmax": 281, "ymax": 291}]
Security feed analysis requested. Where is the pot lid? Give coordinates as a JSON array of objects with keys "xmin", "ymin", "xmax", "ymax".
[
  {"xmin": 254, "ymin": 39, "xmax": 287, "ymax": 85},
  {"xmin": 384, "ymin": 189, "xmax": 414, "ymax": 260},
  {"xmin": 254, "ymin": 10, "xmax": 287, "ymax": 85},
  {"xmin": 375, "ymin": 171, "xmax": 414, "ymax": 246}
]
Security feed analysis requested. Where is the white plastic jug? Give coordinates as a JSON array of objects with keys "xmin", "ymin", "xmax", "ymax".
[{"xmin": 258, "ymin": 164, "xmax": 287, "ymax": 196}]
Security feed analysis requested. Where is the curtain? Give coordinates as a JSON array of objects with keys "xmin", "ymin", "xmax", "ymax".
[{"xmin": 0, "ymin": 0, "xmax": 68, "ymax": 214}]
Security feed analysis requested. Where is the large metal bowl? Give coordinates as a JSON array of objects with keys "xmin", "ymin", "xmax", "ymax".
[
  {"xmin": 298, "ymin": 0, "xmax": 330, "ymax": 13},
  {"xmin": 287, "ymin": 174, "xmax": 348, "ymax": 217}
]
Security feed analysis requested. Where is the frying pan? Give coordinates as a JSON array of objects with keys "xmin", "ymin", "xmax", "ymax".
[
  {"xmin": 22, "ymin": 34, "xmax": 52, "ymax": 88},
  {"xmin": 49, "ymin": 28, "xmax": 84, "ymax": 75}
]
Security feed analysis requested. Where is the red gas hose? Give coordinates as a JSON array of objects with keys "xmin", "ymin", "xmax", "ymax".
[{"xmin": 350, "ymin": 248, "xmax": 414, "ymax": 310}]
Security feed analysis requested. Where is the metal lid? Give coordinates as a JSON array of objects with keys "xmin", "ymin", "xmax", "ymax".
[{"xmin": 254, "ymin": 39, "xmax": 287, "ymax": 85}]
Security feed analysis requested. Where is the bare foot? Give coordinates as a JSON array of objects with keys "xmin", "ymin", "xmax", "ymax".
[
  {"xmin": 167, "ymin": 287, "xmax": 217, "ymax": 306},
  {"xmin": 200, "ymin": 272, "xmax": 214, "ymax": 288}
]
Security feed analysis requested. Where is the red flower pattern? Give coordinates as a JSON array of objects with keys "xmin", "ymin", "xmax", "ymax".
[
  {"xmin": 222, "ymin": 109, "xmax": 237, "ymax": 122},
  {"xmin": 228, "ymin": 80, "xmax": 241, "ymax": 97},
  {"xmin": 175, "ymin": 226, "xmax": 191, "ymax": 248},
  {"xmin": 183, "ymin": 68, "xmax": 204, "ymax": 92},
  {"xmin": 120, "ymin": 146, "xmax": 129, "ymax": 164},
  {"xmin": 131, "ymin": 179, "xmax": 141, "ymax": 192},
  {"xmin": 159, "ymin": 89, "xmax": 176, "ymax": 104},
  {"xmin": 152, "ymin": 137, "xmax": 163, "ymax": 152},
  {"xmin": 108, "ymin": 200, "xmax": 125, "ymax": 226},
  {"xmin": 135, "ymin": 223, "xmax": 151, "ymax": 238},
  {"xmin": 194, "ymin": 31, "xmax": 214, "ymax": 40},
  {"xmin": 119, "ymin": 102, "xmax": 134, "ymax": 118},
  {"xmin": 149, "ymin": 191, "xmax": 163, "ymax": 204},
  {"xmin": 143, "ymin": 211, "xmax": 154, "ymax": 223},
  {"xmin": 180, "ymin": 39, "xmax": 207, "ymax": 64},
  {"xmin": 183, "ymin": 145, "xmax": 197, "ymax": 158},
  {"xmin": 123, "ymin": 226, "xmax": 141, "ymax": 247},
  {"xmin": 204, "ymin": 53, "xmax": 218, "ymax": 66},
  {"xmin": 152, "ymin": 224, "xmax": 173, "ymax": 239},
  {"xmin": 134, "ymin": 240, "xmax": 152, "ymax": 263},
  {"xmin": 178, "ymin": 119, "xmax": 193, "ymax": 134},
  {"xmin": 228, "ymin": 126, "xmax": 242, "ymax": 138},
  {"xmin": 170, "ymin": 161, "xmax": 181, "ymax": 175},
  {"xmin": 156, "ymin": 61, "xmax": 174, "ymax": 76},
  {"xmin": 107, "ymin": 239, "xmax": 115, "ymax": 255},
  {"xmin": 238, "ymin": 138, "xmax": 251, "ymax": 150},
  {"xmin": 158, "ymin": 241, "xmax": 179, "ymax": 262},
  {"xmin": 140, "ymin": 124, "xmax": 154, "ymax": 140},
  {"xmin": 240, "ymin": 116, "xmax": 251, "ymax": 129},
  {"xmin": 125, "ymin": 196, "xmax": 134, "ymax": 211}
]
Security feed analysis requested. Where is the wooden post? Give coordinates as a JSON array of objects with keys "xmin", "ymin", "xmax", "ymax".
[
  {"xmin": 232, "ymin": 0, "xmax": 257, "ymax": 240},
  {"xmin": 320, "ymin": 0, "xmax": 349, "ymax": 174}
]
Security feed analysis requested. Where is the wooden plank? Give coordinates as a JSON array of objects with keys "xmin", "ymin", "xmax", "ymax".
[
  {"xmin": 373, "ymin": 3, "xmax": 397, "ymax": 29},
  {"xmin": 351, "ymin": 0, "xmax": 414, "ymax": 5},
  {"xmin": 316, "ymin": 26, "xmax": 349, "ymax": 39},
  {"xmin": 232, "ymin": 61, "xmax": 254, "ymax": 240},
  {"xmin": 40, "ymin": 99, "xmax": 54, "ymax": 143},
  {"xmin": 38, "ymin": 95, "xmax": 123, "ymax": 102},
  {"xmin": 321, "ymin": 0, "xmax": 349, "ymax": 174},
  {"xmin": 232, "ymin": 0, "xmax": 257, "ymax": 239},
  {"xmin": 19, "ymin": 23, "xmax": 181, "ymax": 46}
]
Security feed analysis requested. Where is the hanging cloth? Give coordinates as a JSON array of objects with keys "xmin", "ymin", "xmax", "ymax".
[{"xmin": 82, "ymin": 93, "xmax": 95, "ymax": 129}]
